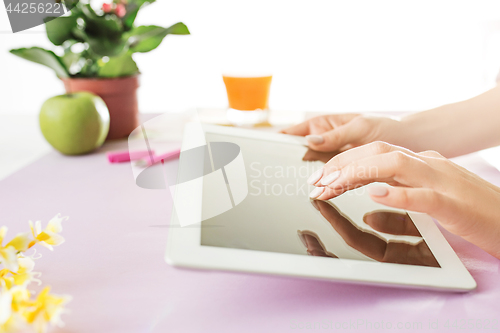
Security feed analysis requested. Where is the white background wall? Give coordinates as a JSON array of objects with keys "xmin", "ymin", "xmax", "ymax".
[{"xmin": 2, "ymin": 0, "xmax": 500, "ymax": 115}]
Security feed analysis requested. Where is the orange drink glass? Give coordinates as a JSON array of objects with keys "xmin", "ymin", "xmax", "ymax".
[{"xmin": 222, "ymin": 74, "xmax": 272, "ymax": 126}]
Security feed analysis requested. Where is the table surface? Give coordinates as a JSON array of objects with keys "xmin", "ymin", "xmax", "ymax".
[{"xmin": 1, "ymin": 112, "xmax": 500, "ymax": 333}]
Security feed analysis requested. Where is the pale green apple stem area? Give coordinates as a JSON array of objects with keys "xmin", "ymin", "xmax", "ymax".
[{"xmin": 39, "ymin": 92, "xmax": 110, "ymax": 155}]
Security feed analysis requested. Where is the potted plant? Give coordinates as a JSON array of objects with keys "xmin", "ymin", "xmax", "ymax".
[{"xmin": 10, "ymin": 0, "xmax": 190, "ymax": 139}]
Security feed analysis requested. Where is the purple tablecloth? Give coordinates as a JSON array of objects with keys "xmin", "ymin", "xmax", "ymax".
[{"xmin": 1, "ymin": 132, "xmax": 499, "ymax": 333}]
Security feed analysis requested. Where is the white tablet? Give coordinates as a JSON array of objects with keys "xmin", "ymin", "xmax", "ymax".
[{"xmin": 165, "ymin": 123, "xmax": 476, "ymax": 292}]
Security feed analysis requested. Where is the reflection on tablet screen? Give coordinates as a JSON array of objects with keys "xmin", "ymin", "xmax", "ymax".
[{"xmin": 200, "ymin": 133, "xmax": 440, "ymax": 268}]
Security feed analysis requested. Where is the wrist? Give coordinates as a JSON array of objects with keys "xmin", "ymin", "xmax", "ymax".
[
  {"xmin": 375, "ymin": 116, "xmax": 421, "ymax": 150},
  {"xmin": 391, "ymin": 111, "xmax": 443, "ymax": 153}
]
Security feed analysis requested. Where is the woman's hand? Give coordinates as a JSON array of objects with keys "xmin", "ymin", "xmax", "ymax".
[
  {"xmin": 283, "ymin": 84, "xmax": 500, "ymax": 157},
  {"xmin": 281, "ymin": 114, "xmax": 405, "ymax": 153},
  {"xmin": 307, "ymin": 141, "xmax": 500, "ymax": 259}
]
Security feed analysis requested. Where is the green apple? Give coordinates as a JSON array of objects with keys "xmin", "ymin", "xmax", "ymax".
[{"xmin": 39, "ymin": 92, "xmax": 110, "ymax": 155}]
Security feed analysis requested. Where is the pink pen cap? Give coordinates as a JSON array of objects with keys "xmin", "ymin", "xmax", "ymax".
[{"xmin": 108, "ymin": 150, "xmax": 154, "ymax": 163}]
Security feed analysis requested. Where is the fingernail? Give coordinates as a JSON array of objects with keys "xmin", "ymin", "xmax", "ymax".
[
  {"xmin": 307, "ymin": 168, "xmax": 323, "ymax": 185},
  {"xmin": 310, "ymin": 200, "xmax": 320, "ymax": 211},
  {"xmin": 368, "ymin": 186, "xmax": 389, "ymax": 197},
  {"xmin": 306, "ymin": 135, "xmax": 324, "ymax": 145},
  {"xmin": 320, "ymin": 170, "xmax": 341, "ymax": 186},
  {"xmin": 309, "ymin": 187, "xmax": 325, "ymax": 199},
  {"xmin": 297, "ymin": 231, "xmax": 307, "ymax": 247}
]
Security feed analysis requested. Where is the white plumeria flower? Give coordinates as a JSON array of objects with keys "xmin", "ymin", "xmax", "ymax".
[
  {"xmin": 29, "ymin": 215, "xmax": 68, "ymax": 251},
  {"xmin": 0, "ymin": 215, "xmax": 71, "ymax": 333},
  {"xmin": 25, "ymin": 287, "xmax": 72, "ymax": 333},
  {"xmin": 12, "ymin": 255, "xmax": 41, "ymax": 287},
  {"xmin": 0, "ymin": 227, "xmax": 31, "ymax": 272}
]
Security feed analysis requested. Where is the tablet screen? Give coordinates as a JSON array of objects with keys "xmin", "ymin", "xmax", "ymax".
[{"xmin": 200, "ymin": 133, "xmax": 440, "ymax": 268}]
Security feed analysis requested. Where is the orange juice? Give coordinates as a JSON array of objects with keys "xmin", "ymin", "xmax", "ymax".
[{"xmin": 222, "ymin": 75, "xmax": 272, "ymax": 111}]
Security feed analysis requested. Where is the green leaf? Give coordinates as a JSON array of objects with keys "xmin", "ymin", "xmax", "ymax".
[
  {"xmin": 81, "ymin": 4, "xmax": 123, "ymax": 38},
  {"xmin": 87, "ymin": 36, "xmax": 127, "ymax": 57},
  {"xmin": 61, "ymin": 42, "xmax": 86, "ymax": 75},
  {"xmin": 122, "ymin": 0, "xmax": 156, "ymax": 30},
  {"xmin": 98, "ymin": 53, "xmax": 138, "ymax": 77},
  {"xmin": 164, "ymin": 22, "xmax": 190, "ymax": 35},
  {"xmin": 62, "ymin": 0, "xmax": 79, "ymax": 11},
  {"xmin": 74, "ymin": 4, "xmax": 126, "ymax": 56},
  {"xmin": 10, "ymin": 47, "xmax": 69, "ymax": 78},
  {"xmin": 127, "ymin": 23, "xmax": 190, "ymax": 53},
  {"xmin": 71, "ymin": 27, "xmax": 127, "ymax": 57},
  {"xmin": 78, "ymin": 58, "xmax": 100, "ymax": 77},
  {"xmin": 44, "ymin": 16, "xmax": 78, "ymax": 46}
]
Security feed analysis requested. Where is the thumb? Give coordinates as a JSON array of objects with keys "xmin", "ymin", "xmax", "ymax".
[
  {"xmin": 305, "ymin": 122, "xmax": 361, "ymax": 152},
  {"xmin": 368, "ymin": 186, "xmax": 448, "ymax": 218}
]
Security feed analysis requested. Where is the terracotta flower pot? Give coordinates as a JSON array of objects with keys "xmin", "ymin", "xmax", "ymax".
[{"xmin": 62, "ymin": 75, "xmax": 140, "ymax": 140}]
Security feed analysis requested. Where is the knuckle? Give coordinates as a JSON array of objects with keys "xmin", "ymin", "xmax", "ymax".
[
  {"xmin": 390, "ymin": 151, "xmax": 409, "ymax": 168},
  {"xmin": 421, "ymin": 150, "xmax": 444, "ymax": 158},
  {"xmin": 398, "ymin": 189, "xmax": 411, "ymax": 207},
  {"xmin": 370, "ymin": 141, "xmax": 391, "ymax": 154},
  {"xmin": 325, "ymin": 129, "xmax": 342, "ymax": 146},
  {"xmin": 441, "ymin": 157, "xmax": 455, "ymax": 167},
  {"xmin": 351, "ymin": 115, "xmax": 370, "ymax": 129},
  {"xmin": 398, "ymin": 188, "xmax": 438, "ymax": 212},
  {"xmin": 423, "ymin": 189, "xmax": 441, "ymax": 213}
]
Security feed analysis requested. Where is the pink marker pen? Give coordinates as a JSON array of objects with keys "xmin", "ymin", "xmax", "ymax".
[
  {"xmin": 107, "ymin": 150, "xmax": 154, "ymax": 163},
  {"xmin": 136, "ymin": 149, "xmax": 181, "ymax": 167}
]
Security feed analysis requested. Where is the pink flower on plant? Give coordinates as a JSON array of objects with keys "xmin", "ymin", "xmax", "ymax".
[
  {"xmin": 115, "ymin": 4, "xmax": 126, "ymax": 17},
  {"xmin": 102, "ymin": 2, "xmax": 113, "ymax": 13}
]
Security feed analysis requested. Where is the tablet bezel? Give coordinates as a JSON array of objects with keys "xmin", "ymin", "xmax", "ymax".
[{"xmin": 165, "ymin": 123, "xmax": 477, "ymax": 292}]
